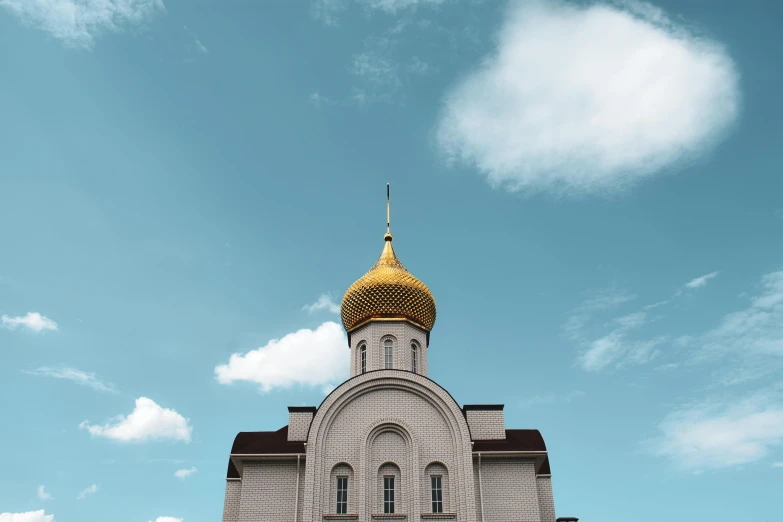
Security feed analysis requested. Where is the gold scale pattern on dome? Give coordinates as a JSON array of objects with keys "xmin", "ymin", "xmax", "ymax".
[{"xmin": 340, "ymin": 184, "xmax": 437, "ymax": 333}]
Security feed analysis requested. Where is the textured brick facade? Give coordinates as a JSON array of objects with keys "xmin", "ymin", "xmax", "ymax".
[
  {"xmin": 464, "ymin": 409, "xmax": 505, "ymax": 440},
  {"xmin": 536, "ymin": 476, "xmax": 556, "ymax": 522},
  {"xmin": 223, "ymin": 325, "xmax": 560, "ymax": 522},
  {"xmin": 288, "ymin": 410, "xmax": 315, "ymax": 442},
  {"xmin": 349, "ymin": 322, "xmax": 429, "ymax": 377},
  {"xmin": 222, "ymin": 481, "xmax": 241, "ymax": 522}
]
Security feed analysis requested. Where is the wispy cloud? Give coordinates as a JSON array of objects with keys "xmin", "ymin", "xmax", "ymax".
[
  {"xmin": 174, "ymin": 467, "xmax": 197, "ymax": 479},
  {"xmin": 649, "ymin": 387, "xmax": 783, "ymax": 473},
  {"xmin": 36, "ymin": 485, "xmax": 52, "ymax": 501},
  {"xmin": 1, "ymin": 312, "xmax": 57, "ymax": 332},
  {"xmin": 312, "ymin": 0, "xmax": 443, "ymax": 25},
  {"xmin": 692, "ymin": 270, "xmax": 783, "ymax": 384},
  {"xmin": 24, "ymin": 366, "xmax": 117, "ymax": 393},
  {"xmin": 215, "ymin": 321, "xmax": 347, "ymax": 392},
  {"xmin": 303, "ymin": 294, "xmax": 340, "ymax": 314},
  {"xmin": 436, "ymin": 0, "xmax": 740, "ymax": 196},
  {"xmin": 149, "ymin": 518, "xmax": 183, "ymax": 522},
  {"xmin": 0, "ymin": 0, "xmax": 165, "ymax": 49},
  {"xmin": 773, "ymin": 462, "xmax": 783, "ymax": 468},
  {"xmin": 76, "ymin": 484, "xmax": 98, "ymax": 500},
  {"xmin": 0, "ymin": 510, "xmax": 55, "ymax": 522},
  {"xmin": 685, "ymin": 271, "xmax": 720, "ymax": 289},
  {"xmin": 79, "ymin": 397, "xmax": 192, "ymax": 443}
]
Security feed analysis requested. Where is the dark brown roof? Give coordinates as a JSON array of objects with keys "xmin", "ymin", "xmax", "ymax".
[
  {"xmin": 472, "ymin": 429, "xmax": 547, "ymax": 452},
  {"xmin": 473, "ymin": 429, "xmax": 550, "ymax": 475},
  {"xmin": 228, "ymin": 427, "xmax": 551, "ymax": 478},
  {"xmin": 230, "ymin": 426, "xmax": 305, "ymax": 455},
  {"xmin": 227, "ymin": 459, "xmax": 239, "ymax": 479}
]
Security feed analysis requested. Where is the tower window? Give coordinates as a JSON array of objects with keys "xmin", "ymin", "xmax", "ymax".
[
  {"xmin": 360, "ymin": 345, "xmax": 366, "ymax": 374},
  {"xmin": 383, "ymin": 476, "xmax": 395, "ymax": 514},
  {"xmin": 411, "ymin": 343, "xmax": 418, "ymax": 374},
  {"xmin": 336, "ymin": 476, "xmax": 348, "ymax": 514},
  {"xmin": 384, "ymin": 339, "xmax": 393, "ymax": 369},
  {"xmin": 431, "ymin": 476, "xmax": 443, "ymax": 513}
]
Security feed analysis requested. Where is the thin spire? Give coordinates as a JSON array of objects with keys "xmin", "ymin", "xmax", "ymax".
[{"xmin": 386, "ymin": 183, "xmax": 391, "ymax": 235}]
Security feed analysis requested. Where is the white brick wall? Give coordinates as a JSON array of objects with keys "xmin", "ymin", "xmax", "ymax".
[
  {"xmin": 473, "ymin": 457, "xmax": 541, "ymax": 522},
  {"xmin": 536, "ymin": 476, "xmax": 556, "ymax": 522},
  {"xmin": 222, "ymin": 481, "xmax": 241, "ymax": 522},
  {"xmin": 464, "ymin": 409, "xmax": 505, "ymax": 440},
  {"xmin": 349, "ymin": 322, "xmax": 429, "ymax": 377},
  {"xmin": 288, "ymin": 410, "xmax": 315, "ymax": 441},
  {"xmin": 238, "ymin": 461, "xmax": 301, "ymax": 522}
]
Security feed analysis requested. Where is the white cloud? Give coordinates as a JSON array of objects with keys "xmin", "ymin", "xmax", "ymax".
[
  {"xmin": 215, "ymin": 321, "xmax": 348, "ymax": 392},
  {"xmin": 79, "ymin": 397, "xmax": 192, "ymax": 443},
  {"xmin": 24, "ymin": 366, "xmax": 117, "ymax": 393},
  {"xmin": 303, "ymin": 294, "xmax": 340, "ymax": 314},
  {"xmin": 76, "ymin": 484, "xmax": 98, "ymax": 500},
  {"xmin": 692, "ymin": 270, "xmax": 783, "ymax": 384},
  {"xmin": 313, "ymin": 0, "xmax": 442, "ymax": 25},
  {"xmin": 351, "ymin": 52, "xmax": 399, "ymax": 86},
  {"xmin": 308, "ymin": 92, "xmax": 335, "ymax": 108},
  {"xmin": 577, "ymin": 312, "xmax": 666, "ymax": 371},
  {"xmin": 149, "ymin": 518, "xmax": 182, "ymax": 522},
  {"xmin": 37, "ymin": 485, "xmax": 52, "ymax": 501},
  {"xmin": 0, "ymin": 0, "xmax": 164, "ymax": 49},
  {"xmin": 174, "ymin": 467, "xmax": 197, "ymax": 479},
  {"xmin": 1, "ymin": 312, "xmax": 57, "ymax": 332},
  {"xmin": 0, "ymin": 511, "xmax": 54, "ymax": 522},
  {"xmin": 685, "ymin": 271, "xmax": 720, "ymax": 289},
  {"xmin": 773, "ymin": 461, "xmax": 783, "ymax": 468},
  {"xmin": 436, "ymin": 0, "xmax": 739, "ymax": 196},
  {"xmin": 651, "ymin": 389, "xmax": 783, "ymax": 472}
]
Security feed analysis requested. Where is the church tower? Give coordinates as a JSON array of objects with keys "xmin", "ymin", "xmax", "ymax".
[
  {"xmin": 222, "ymin": 186, "xmax": 563, "ymax": 522},
  {"xmin": 341, "ymin": 185, "xmax": 436, "ymax": 378}
]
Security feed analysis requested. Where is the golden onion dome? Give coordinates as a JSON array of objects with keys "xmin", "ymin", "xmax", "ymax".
[{"xmin": 341, "ymin": 232, "xmax": 436, "ymax": 333}]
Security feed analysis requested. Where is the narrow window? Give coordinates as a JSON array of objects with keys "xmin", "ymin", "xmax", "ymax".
[
  {"xmin": 383, "ymin": 476, "xmax": 395, "ymax": 514},
  {"xmin": 431, "ymin": 476, "xmax": 443, "ymax": 513},
  {"xmin": 384, "ymin": 339, "xmax": 393, "ymax": 369},
  {"xmin": 336, "ymin": 477, "xmax": 348, "ymax": 514},
  {"xmin": 411, "ymin": 344, "xmax": 418, "ymax": 374},
  {"xmin": 360, "ymin": 345, "xmax": 366, "ymax": 374}
]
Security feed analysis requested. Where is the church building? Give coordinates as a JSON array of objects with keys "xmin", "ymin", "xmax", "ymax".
[{"xmin": 222, "ymin": 188, "xmax": 566, "ymax": 522}]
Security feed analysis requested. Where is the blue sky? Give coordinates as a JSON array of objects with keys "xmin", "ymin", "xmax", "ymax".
[{"xmin": 1, "ymin": 0, "xmax": 782, "ymax": 521}]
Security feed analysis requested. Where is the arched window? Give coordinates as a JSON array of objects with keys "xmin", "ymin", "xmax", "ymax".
[
  {"xmin": 330, "ymin": 463, "xmax": 354, "ymax": 515},
  {"xmin": 384, "ymin": 339, "xmax": 393, "ymax": 369},
  {"xmin": 424, "ymin": 462, "xmax": 449, "ymax": 514},
  {"xmin": 378, "ymin": 463, "xmax": 400, "ymax": 514},
  {"xmin": 411, "ymin": 343, "xmax": 418, "ymax": 374},
  {"xmin": 360, "ymin": 345, "xmax": 367, "ymax": 374}
]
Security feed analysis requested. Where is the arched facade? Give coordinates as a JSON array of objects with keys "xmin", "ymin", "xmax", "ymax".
[{"xmin": 301, "ymin": 370, "xmax": 476, "ymax": 521}]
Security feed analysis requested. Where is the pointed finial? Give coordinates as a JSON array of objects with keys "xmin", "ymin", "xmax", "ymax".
[{"xmin": 385, "ymin": 183, "xmax": 392, "ymax": 241}]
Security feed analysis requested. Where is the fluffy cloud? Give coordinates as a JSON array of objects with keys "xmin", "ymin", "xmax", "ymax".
[
  {"xmin": 0, "ymin": 0, "xmax": 165, "ymax": 49},
  {"xmin": 149, "ymin": 518, "xmax": 182, "ymax": 522},
  {"xmin": 313, "ymin": 0, "xmax": 442, "ymax": 24},
  {"xmin": 79, "ymin": 397, "xmax": 192, "ymax": 443},
  {"xmin": 0, "ymin": 511, "xmax": 54, "ymax": 522},
  {"xmin": 303, "ymin": 294, "xmax": 341, "ymax": 314},
  {"xmin": 651, "ymin": 389, "xmax": 783, "ymax": 472},
  {"xmin": 76, "ymin": 484, "xmax": 98, "ymax": 500},
  {"xmin": 215, "ymin": 321, "xmax": 348, "ymax": 392},
  {"xmin": 174, "ymin": 467, "xmax": 197, "ymax": 479},
  {"xmin": 24, "ymin": 366, "xmax": 117, "ymax": 393},
  {"xmin": 37, "ymin": 485, "xmax": 52, "ymax": 501},
  {"xmin": 1, "ymin": 312, "xmax": 57, "ymax": 332},
  {"xmin": 685, "ymin": 271, "xmax": 720, "ymax": 289},
  {"xmin": 436, "ymin": 0, "xmax": 739, "ymax": 196}
]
